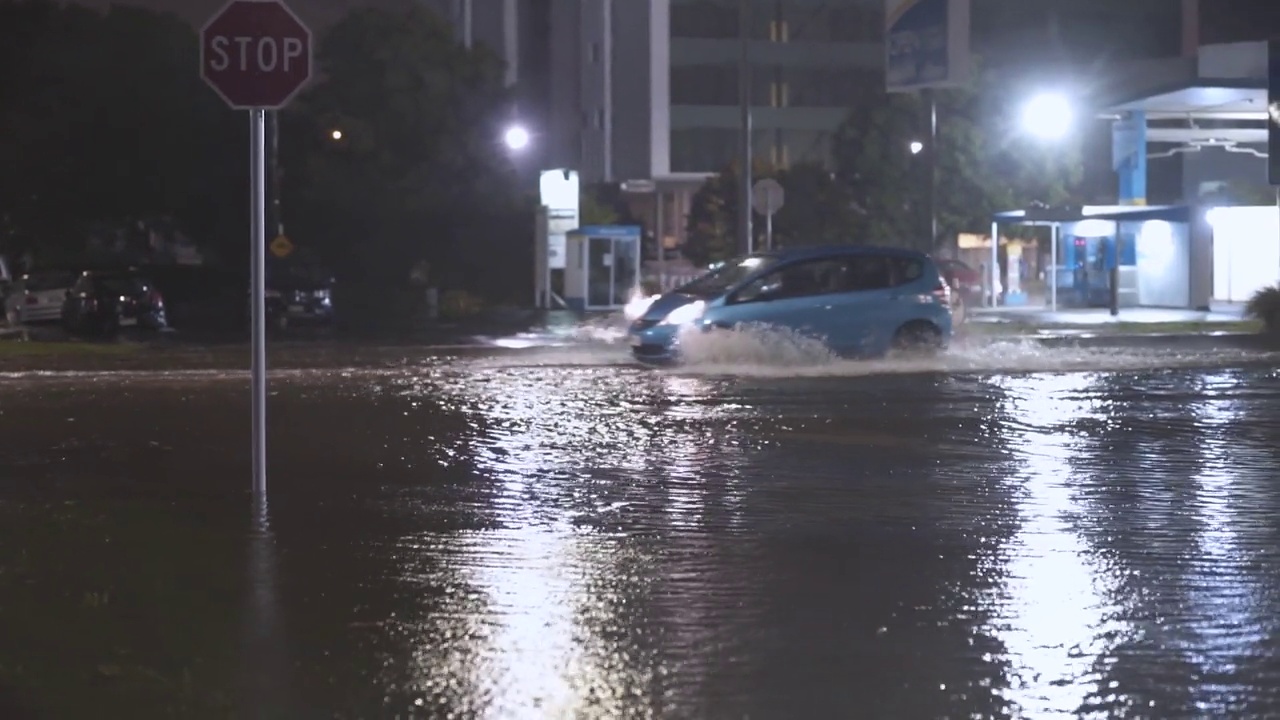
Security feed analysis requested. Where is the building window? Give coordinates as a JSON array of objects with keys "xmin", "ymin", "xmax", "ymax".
[
  {"xmin": 670, "ymin": 127, "xmax": 738, "ymax": 173},
  {"xmin": 670, "ymin": 0, "xmax": 740, "ymax": 40},
  {"xmin": 783, "ymin": 67, "xmax": 879, "ymax": 108},
  {"xmin": 769, "ymin": 81, "xmax": 788, "ymax": 108},
  {"xmin": 769, "ymin": 19, "xmax": 789, "ymax": 42},
  {"xmin": 771, "ymin": 141, "xmax": 789, "ymax": 169},
  {"xmin": 781, "ymin": 3, "xmax": 881, "ymax": 43},
  {"xmin": 671, "ymin": 65, "xmax": 739, "ymax": 106}
]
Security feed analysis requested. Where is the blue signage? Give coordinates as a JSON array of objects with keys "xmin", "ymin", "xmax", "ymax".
[
  {"xmin": 569, "ymin": 225, "xmax": 641, "ymax": 239},
  {"xmin": 1269, "ymin": 40, "xmax": 1280, "ymax": 186},
  {"xmin": 1112, "ymin": 112, "xmax": 1147, "ymax": 205},
  {"xmin": 886, "ymin": 0, "xmax": 970, "ymax": 92}
]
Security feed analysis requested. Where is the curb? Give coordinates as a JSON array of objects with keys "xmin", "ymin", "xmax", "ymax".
[{"xmin": 1025, "ymin": 332, "xmax": 1279, "ymax": 352}]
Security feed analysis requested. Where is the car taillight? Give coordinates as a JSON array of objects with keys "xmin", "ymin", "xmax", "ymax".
[{"xmin": 933, "ymin": 281, "xmax": 951, "ymax": 302}]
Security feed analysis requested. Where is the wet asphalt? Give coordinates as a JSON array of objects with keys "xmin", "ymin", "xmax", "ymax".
[{"xmin": 2, "ymin": 336, "xmax": 1280, "ymax": 719}]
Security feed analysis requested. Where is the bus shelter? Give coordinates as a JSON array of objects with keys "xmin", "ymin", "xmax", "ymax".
[
  {"xmin": 564, "ymin": 225, "xmax": 642, "ymax": 313},
  {"xmin": 990, "ymin": 205, "xmax": 1206, "ymax": 311}
]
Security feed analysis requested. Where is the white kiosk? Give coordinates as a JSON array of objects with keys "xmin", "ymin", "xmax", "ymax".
[{"xmin": 564, "ymin": 225, "xmax": 642, "ymax": 313}]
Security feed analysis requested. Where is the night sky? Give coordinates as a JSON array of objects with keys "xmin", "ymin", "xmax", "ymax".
[
  {"xmin": 76, "ymin": 0, "xmax": 410, "ymax": 30},
  {"xmin": 74, "ymin": 0, "xmax": 1280, "ymax": 62}
]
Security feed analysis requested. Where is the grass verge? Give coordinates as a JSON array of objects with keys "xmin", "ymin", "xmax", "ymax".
[{"xmin": 0, "ymin": 340, "xmax": 144, "ymax": 357}]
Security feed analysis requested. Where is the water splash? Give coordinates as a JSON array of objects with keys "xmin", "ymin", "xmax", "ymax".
[
  {"xmin": 676, "ymin": 323, "xmax": 838, "ymax": 369},
  {"xmin": 659, "ymin": 323, "xmax": 1279, "ymax": 379}
]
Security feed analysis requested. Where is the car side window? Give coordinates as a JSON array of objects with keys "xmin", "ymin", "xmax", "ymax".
[
  {"xmin": 734, "ymin": 258, "xmax": 851, "ymax": 303},
  {"xmin": 893, "ymin": 258, "xmax": 924, "ymax": 286},
  {"xmin": 846, "ymin": 255, "xmax": 894, "ymax": 291}
]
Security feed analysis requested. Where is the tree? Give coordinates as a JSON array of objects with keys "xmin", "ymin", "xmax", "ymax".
[
  {"xmin": 281, "ymin": 5, "xmax": 527, "ymax": 323},
  {"xmin": 0, "ymin": 1, "xmax": 244, "ymax": 264},
  {"xmin": 683, "ymin": 161, "xmax": 858, "ymax": 267},
  {"xmin": 580, "ymin": 184, "xmax": 624, "ymax": 226},
  {"xmin": 833, "ymin": 75, "xmax": 1083, "ymax": 249}
]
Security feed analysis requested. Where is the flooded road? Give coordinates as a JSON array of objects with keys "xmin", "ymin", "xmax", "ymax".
[{"xmin": 2, "ymin": 340, "xmax": 1280, "ymax": 718}]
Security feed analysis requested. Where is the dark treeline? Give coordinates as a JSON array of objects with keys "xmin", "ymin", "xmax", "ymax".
[{"xmin": 0, "ymin": 0, "xmax": 532, "ymax": 325}]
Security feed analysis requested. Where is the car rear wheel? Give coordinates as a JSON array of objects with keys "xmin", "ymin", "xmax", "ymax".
[{"xmin": 891, "ymin": 321, "xmax": 943, "ymax": 357}]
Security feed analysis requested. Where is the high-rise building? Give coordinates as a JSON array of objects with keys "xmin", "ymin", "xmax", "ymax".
[
  {"xmin": 542, "ymin": 0, "xmax": 884, "ymax": 254},
  {"xmin": 546, "ymin": 0, "xmax": 884, "ymax": 184}
]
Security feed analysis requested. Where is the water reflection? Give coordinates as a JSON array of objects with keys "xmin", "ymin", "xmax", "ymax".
[
  {"xmin": 990, "ymin": 368, "xmax": 1280, "ymax": 718},
  {"xmin": 991, "ymin": 373, "xmax": 1121, "ymax": 716},
  {"xmin": 240, "ymin": 496, "xmax": 291, "ymax": 718},
  {"xmin": 383, "ymin": 366, "xmax": 755, "ymax": 716},
  {"xmin": 5, "ymin": 362, "xmax": 1280, "ymax": 717}
]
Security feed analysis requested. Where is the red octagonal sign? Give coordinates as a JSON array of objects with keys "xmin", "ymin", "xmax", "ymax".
[{"xmin": 201, "ymin": 0, "xmax": 312, "ymax": 110}]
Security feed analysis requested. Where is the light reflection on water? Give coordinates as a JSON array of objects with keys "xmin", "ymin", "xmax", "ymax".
[
  {"xmin": 3, "ymin": 354, "xmax": 1280, "ymax": 717},
  {"xmin": 990, "ymin": 373, "xmax": 1123, "ymax": 717}
]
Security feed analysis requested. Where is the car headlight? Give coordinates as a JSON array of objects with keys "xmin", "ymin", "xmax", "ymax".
[
  {"xmin": 623, "ymin": 292, "xmax": 659, "ymax": 321},
  {"xmin": 661, "ymin": 300, "xmax": 705, "ymax": 325}
]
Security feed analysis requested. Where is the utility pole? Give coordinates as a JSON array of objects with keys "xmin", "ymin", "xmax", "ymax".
[
  {"xmin": 461, "ymin": 0, "xmax": 473, "ymax": 48},
  {"xmin": 926, "ymin": 90, "xmax": 938, "ymax": 253},
  {"xmin": 737, "ymin": 0, "xmax": 753, "ymax": 255}
]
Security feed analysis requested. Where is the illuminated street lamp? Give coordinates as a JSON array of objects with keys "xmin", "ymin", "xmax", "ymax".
[
  {"xmin": 503, "ymin": 125, "xmax": 530, "ymax": 151},
  {"xmin": 329, "ymin": 129, "xmax": 343, "ymax": 141},
  {"xmin": 1020, "ymin": 92, "xmax": 1073, "ymax": 141},
  {"xmin": 909, "ymin": 140, "xmax": 924, "ymax": 155}
]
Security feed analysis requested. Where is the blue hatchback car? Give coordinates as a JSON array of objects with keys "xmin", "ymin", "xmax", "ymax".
[{"xmin": 628, "ymin": 246, "xmax": 953, "ymax": 363}]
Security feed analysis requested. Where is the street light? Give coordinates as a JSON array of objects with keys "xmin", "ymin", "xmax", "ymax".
[
  {"xmin": 329, "ymin": 129, "xmax": 343, "ymax": 141},
  {"xmin": 503, "ymin": 125, "xmax": 530, "ymax": 151},
  {"xmin": 1014, "ymin": 91, "xmax": 1074, "ymax": 314},
  {"xmin": 909, "ymin": 140, "xmax": 924, "ymax": 155},
  {"xmin": 1020, "ymin": 92, "xmax": 1073, "ymax": 141}
]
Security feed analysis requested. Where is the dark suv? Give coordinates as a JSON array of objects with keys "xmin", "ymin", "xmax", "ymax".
[{"xmin": 61, "ymin": 269, "xmax": 168, "ymax": 337}]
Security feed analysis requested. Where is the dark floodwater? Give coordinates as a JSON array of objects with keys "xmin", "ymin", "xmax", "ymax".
[{"xmin": 2, "ymin": 346, "xmax": 1280, "ymax": 719}]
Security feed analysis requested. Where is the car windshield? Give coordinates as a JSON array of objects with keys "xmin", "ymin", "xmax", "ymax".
[{"xmin": 676, "ymin": 255, "xmax": 779, "ymax": 297}]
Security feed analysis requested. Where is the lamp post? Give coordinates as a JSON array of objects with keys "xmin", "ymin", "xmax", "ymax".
[
  {"xmin": 1021, "ymin": 92, "xmax": 1073, "ymax": 142},
  {"xmin": 503, "ymin": 124, "xmax": 530, "ymax": 152},
  {"xmin": 925, "ymin": 92, "xmax": 938, "ymax": 255},
  {"xmin": 1019, "ymin": 91, "xmax": 1075, "ymax": 312},
  {"xmin": 737, "ymin": 0, "xmax": 753, "ymax": 256}
]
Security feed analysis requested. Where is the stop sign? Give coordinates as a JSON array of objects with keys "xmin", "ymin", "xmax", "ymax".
[{"xmin": 201, "ymin": 0, "xmax": 312, "ymax": 110}]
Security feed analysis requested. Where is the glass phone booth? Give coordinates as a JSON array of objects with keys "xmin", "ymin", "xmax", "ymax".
[{"xmin": 564, "ymin": 225, "xmax": 641, "ymax": 313}]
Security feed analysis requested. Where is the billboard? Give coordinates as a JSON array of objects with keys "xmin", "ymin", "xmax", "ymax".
[
  {"xmin": 885, "ymin": 0, "xmax": 971, "ymax": 92},
  {"xmin": 539, "ymin": 169, "xmax": 579, "ymax": 270}
]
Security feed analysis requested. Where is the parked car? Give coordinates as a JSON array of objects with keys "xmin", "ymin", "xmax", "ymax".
[
  {"xmin": 61, "ymin": 268, "xmax": 168, "ymax": 337},
  {"xmin": 4, "ymin": 271, "xmax": 77, "ymax": 325},
  {"xmin": 144, "ymin": 265, "xmax": 286, "ymax": 332},
  {"xmin": 935, "ymin": 258, "xmax": 982, "ymax": 301},
  {"xmin": 628, "ymin": 246, "xmax": 953, "ymax": 364},
  {"xmin": 273, "ymin": 275, "xmax": 334, "ymax": 326}
]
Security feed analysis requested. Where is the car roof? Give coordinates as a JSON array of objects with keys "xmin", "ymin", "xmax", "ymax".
[{"xmin": 759, "ymin": 245, "xmax": 934, "ymax": 263}]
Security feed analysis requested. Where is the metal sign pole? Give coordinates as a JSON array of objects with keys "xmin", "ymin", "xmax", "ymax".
[
  {"xmin": 250, "ymin": 108, "xmax": 268, "ymax": 494},
  {"xmin": 766, "ymin": 211, "xmax": 773, "ymax": 251},
  {"xmin": 1050, "ymin": 223, "xmax": 1058, "ymax": 312}
]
